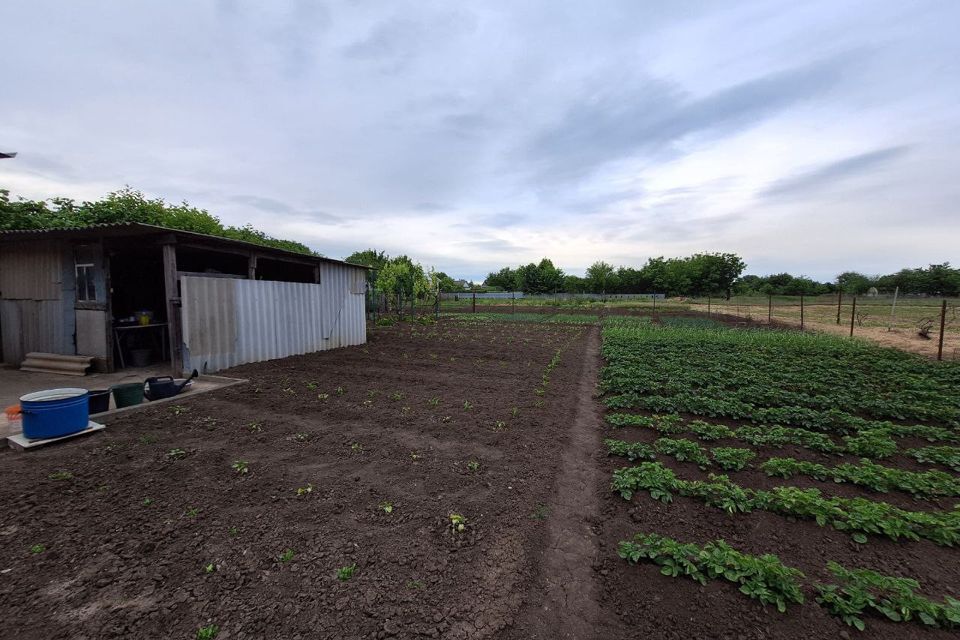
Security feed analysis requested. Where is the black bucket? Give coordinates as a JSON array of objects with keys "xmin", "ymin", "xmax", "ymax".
[{"xmin": 88, "ymin": 389, "xmax": 111, "ymax": 414}]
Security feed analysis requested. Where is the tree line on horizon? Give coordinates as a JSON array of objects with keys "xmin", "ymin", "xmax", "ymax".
[{"xmin": 483, "ymin": 256, "xmax": 960, "ymax": 298}]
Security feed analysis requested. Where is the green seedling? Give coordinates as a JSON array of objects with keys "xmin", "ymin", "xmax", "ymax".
[
  {"xmin": 231, "ymin": 460, "xmax": 249, "ymax": 475},
  {"xmin": 493, "ymin": 420, "xmax": 506, "ymax": 432},
  {"xmin": 227, "ymin": 526, "xmax": 239, "ymax": 537},
  {"xmin": 530, "ymin": 504, "xmax": 550, "ymax": 521},
  {"xmin": 410, "ymin": 451, "xmax": 422, "ymax": 461},
  {"xmin": 171, "ymin": 405, "xmax": 187, "ymax": 416},
  {"xmin": 279, "ymin": 549, "xmax": 295, "ymax": 563},
  {"xmin": 441, "ymin": 416, "xmax": 451, "ymax": 424},
  {"xmin": 29, "ymin": 544, "xmax": 45, "ymax": 554},
  {"xmin": 337, "ymin": 563, "xmax": 357, "ymax": 581},
  {"xmin": 294, "ymin": 432, "xmax": 311, "ymax": 442},
  {"xmin": 167, "ymin": 448, "xmax": 187, "ymax": 460},
  {"xmin": 296, "ymin": 483, "xmax": 313, "ymax": 496},
  {"xmin": 511, "ymin": 407, "xmax": 519, "ymax": 418},
  {"xmin": 467, "ymin": 460, "xmax": 480, "ymax": 472},
  {"xmin": 185, "ymin": 507, "xmax": 200, "ymax": 518},
  {"xmin": 139, "ymin": 434, "xmax": 158, "ymax": 444},
  {"xmin": 449, "ymin": 513, "xmax": 468, "ymax": 533},
  {"xmin": 463, "ymin": 401, "xmax": 473, "ymax": 411},
  {"xmin": 196, "ymin": 624, "xmax": 219, "ymax": 640},
  {"xmin": 427, "ymin": 397, "xmax": 440, "ymax": 407},
  {"xmin": 247, "ymin": 422, "xmax": 262, "ymax": 433},
  {"xmin": 305, "ymin": 382, "xmax": 318, "ymax": 391},
  {"xmin": 282, "ymin": 387, "xmax": 295, "ymax": 395},
  {"xmin": 362, "ymin": 399, "xmax": 373, "ymax": 407},
  {"xmin": 378, "ymin": 501, "xmax": 394, "ymax": 514},
  {"xmin": 317, "ymin": 393, "xmax": 330, "ymax": 401},
  {"xmin": 142, "ymin": 497, "xmax": 154, "ymax": 506},
  {"xmin": 350, "ymin": 442, "xmax": 363, "ymax": 453},
  {"xmin": 203, "ymin": 562, "xmax": 215, "ymax": 574},
  {"xmin": 48, "ymin": 470, "xmax": 73, "ymax": 481},
  {"xmin": 407, "ymin": 579, "xmax": 425, "ymax": 589},
  {"xmin": 335, "ymin": 386, "xmax": 345, "ymax": 396},
  {"xmin": 390, "ymin": 391, "xmax": 404, "ymax": 401}
]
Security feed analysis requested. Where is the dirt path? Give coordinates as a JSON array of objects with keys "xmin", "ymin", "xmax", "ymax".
[{"xmin": 508, "ymin": 326, "xmax": 604, "ymax": 639}]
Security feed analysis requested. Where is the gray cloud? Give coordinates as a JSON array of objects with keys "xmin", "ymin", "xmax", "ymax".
[
  {"xmin": 525, "ymin": 56, "xmax": 848, "ymax": 186},
  {"xmin": 0, "ymin": 1, "xmax": 958, "ymax": 283},
  {"xmin": 761, "ymin": 145, "xmax": 911, "ymax": 199}
]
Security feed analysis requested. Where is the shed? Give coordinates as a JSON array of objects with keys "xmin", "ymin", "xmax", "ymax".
[{"xmin": 0, "ymin": 223, "xmax": 369, "ymax": 374}]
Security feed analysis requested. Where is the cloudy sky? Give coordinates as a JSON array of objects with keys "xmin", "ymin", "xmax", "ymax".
[{"xmin": 2, "ymin": 1, "xmax": 958, "ymax": 281}]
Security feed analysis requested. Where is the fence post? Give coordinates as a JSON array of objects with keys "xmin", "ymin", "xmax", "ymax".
[
  {"xmin": 888, "ymin": 286, "xmax": 899, "ymax": 332},
  {"xmin": 653, "ymin": 294, "xmax": 657, "ymax": 314},
  {"xmin": 836, "ymin": 290, "xmax": 842, "ymax": 325},
  {"xmin": 768, "ymin": 295, "xmax": 772, "ymax": 323},
  {"xmin": 938, "ymin": 299, "xmax": 947, "ymax": 361},
  {"xmin": 512, "ymin": 291, "xmax": 515, "ymax": 315},
  {"xmin": 708, "ymin": 295, "xmax": 711, "ymax": 317},
  {"xmin": 800, "ymin": 294, "xmax": 805, "ymax": 330},
  {"xmin": 850, "ymin": 296, "xmax": 857, "ymax": 337},
  {"xmin": 472, "ymin": 292, "xmax": 476, "ymax": 314}
]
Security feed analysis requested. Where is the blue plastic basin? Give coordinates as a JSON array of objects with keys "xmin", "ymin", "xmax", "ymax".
[{"xmin": 20, "ymin": 388, "xmax": 90, "ymax": 440}]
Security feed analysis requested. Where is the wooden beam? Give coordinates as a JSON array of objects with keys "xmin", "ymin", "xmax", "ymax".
[
  {"xmin": 248, "ymin": 254, "xmax": 258, "ymax": 280},
  {"xmin": 162, "ymin": 244, "xmax": 183, "ymax": 375}
]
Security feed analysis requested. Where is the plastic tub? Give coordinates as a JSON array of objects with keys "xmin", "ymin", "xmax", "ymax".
[
  {"xmin": 19, "ymin": 388, "xmax": 90, "ymax": 440},
  {"xmin": 112, "ymin": 382, "xmax": 144, "ymax": 408},
  {"xmin": 129, "ymin": 348, "xmax": 152, "ymax": 367},
  {"xmin": 88, "ymin": 389, "xmax": 111, "ymax": 414}
]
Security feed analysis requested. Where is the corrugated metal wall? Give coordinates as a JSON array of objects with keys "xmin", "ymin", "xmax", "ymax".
[
  {"xmin": 0, "ymin": 241, "xmax": 73, "ymax": 364},
  {"xmin": 180, "ymin": 268, "xmax": 367, "ymax": 373}
]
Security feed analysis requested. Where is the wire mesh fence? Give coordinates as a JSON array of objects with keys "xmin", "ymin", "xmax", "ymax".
[{"xmin": 686, "ymin": 294, "xmax": 959, "ymax": 361}]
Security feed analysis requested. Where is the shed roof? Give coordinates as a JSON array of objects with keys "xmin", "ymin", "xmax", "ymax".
[{"xmin": 0, "ymin": 222, "xmax": 370, "ymax": 270}]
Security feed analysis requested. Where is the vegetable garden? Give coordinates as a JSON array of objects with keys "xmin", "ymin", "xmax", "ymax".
[{"xmin": 596, "ymin": 317, "xmax": 960, "ymax": 638}]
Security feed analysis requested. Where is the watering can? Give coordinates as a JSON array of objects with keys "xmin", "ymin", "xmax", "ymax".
[{"xmin": 144, "ymin": 369, "xmax": 199, "ymax": 401}]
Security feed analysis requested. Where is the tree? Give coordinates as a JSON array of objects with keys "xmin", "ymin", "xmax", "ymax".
[
  {"xmin": 836, "ymin": 271, "xmax": 873, "ymax": 295},
  {"xmin": 376, "ymin": 255, "xmax": 429, "ymax": 318},
  {"xmin": 585, "ymin": 261, "xmax": 618, "ymax": 294},
  {"xmin": 484, "ymin": 266, "xmax": 518, "ymax": 291},
  {"xmin": 0, "ymin": 186, "xmax": 314, "ymax": 254}
]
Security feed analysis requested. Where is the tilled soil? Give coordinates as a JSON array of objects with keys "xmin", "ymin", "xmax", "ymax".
[{"xmin": 0, "ymin": 320, "xmax": 591, "ymax": 640}]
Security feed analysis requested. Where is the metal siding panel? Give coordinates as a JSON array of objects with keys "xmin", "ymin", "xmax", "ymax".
[
  {"xmin": 179, "ymin": 267, "xmax": 367, "ymax": 374},
  {"xmin": 0, "ymin": 242, "xmax": 62, "ymax": 300}
]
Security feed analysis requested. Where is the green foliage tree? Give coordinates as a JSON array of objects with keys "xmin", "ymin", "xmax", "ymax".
[
  {"xmin": 376, "ymin": 255, "xmax": 429, "ymax": 318},
  {"xmin": 0, "ymin": 186, "xmax": 314, "ymax": 254},
  {"xmin": 484, "ymin": 266, "xmax": 519, "ymax": 291},
  {"xmin": 586, "ymin": 261, "xmax": 618, "ymax": 294}
]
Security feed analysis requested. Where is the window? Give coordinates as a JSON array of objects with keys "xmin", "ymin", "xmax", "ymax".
[{"xmin": 75, "ymin": 245, "xmax": 97, "ymax": 302}]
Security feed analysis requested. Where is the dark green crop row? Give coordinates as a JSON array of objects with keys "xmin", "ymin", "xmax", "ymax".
[
  {"xmin": 760, "ymin": 457, "xmax": 960, "ymax": 499},
  {"xmin": 605, "ymin": 393, "xmax": 959, "ymax": 440},
  {"xmin": 611, "ymin": 462, "xmax": 960, "ymax": 546},
  {"xmin": 618, "ymin": 532, "xmax": 960, "ymax": 630},
  {"xmin": 605, "ymin": 437, "xmax": 755, "ymax": 471},
  {"xmin": 606, "ymin": 414, "xmax": 960, "ymax": 472},
  {"xmin": 617, "ymin": 532, "xmax": 804, "ymax": 612},
  {"xmin": 601, "ymin": 323, "xmax": 960, "ymax": 429}
]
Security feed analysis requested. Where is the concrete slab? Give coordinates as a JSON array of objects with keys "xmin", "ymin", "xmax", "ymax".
[
  {"xmin": 8, "ymin": 421, "xmax": 106, "ymax": 451},
  {"xmin": 0, "ymin": 365, "xmax": 244, "ymax": 439}
]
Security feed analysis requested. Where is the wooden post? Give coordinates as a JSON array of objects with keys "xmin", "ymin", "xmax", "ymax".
[
  {"xmin": 887, "ymin": 286, "xmax": 899, "ymax": 332},
  {"xmin": 472, "ymin": 291, "xmax": 476, "ymax": 313},
  {"xmin": 938, "ymin": 299, "xmax": 947, "ymax": 361},
  {"xmin": 247, "ymin": 254, "xmax": 257, "ymax": 280},
  {"xmin": 162, "ymin": 243, "xmax": 183, "ymax": 375},
  {"xmin": 849, "ymin": 296, "xmax": 857, "ymax": 337},
  {"xmin": 512, "ymin": 291, "xmax": 515, "ymax": 314},
  {"xmin": 768, "ymin": 295, "xmax": 772, "ymax": 323},
  {"xmin": 836, "ymin": 290, "xmax": 843, "ymax": 325},
  {"xmin": 707, "ymin": 295, "xmax": 711, "ymax": 316},
  {"xmin": 800, "ymin": 294, "xmax": 805, "ymax": 330}
]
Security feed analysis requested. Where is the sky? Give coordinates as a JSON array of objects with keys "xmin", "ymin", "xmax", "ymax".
[{"xmin": 1, "ymin": 1, "xmax": 958, "ymax": 282}]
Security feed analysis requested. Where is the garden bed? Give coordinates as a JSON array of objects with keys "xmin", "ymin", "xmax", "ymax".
[{"xmin": 0, "ymin": 319, "xmax": 588, "ymax": 639}]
